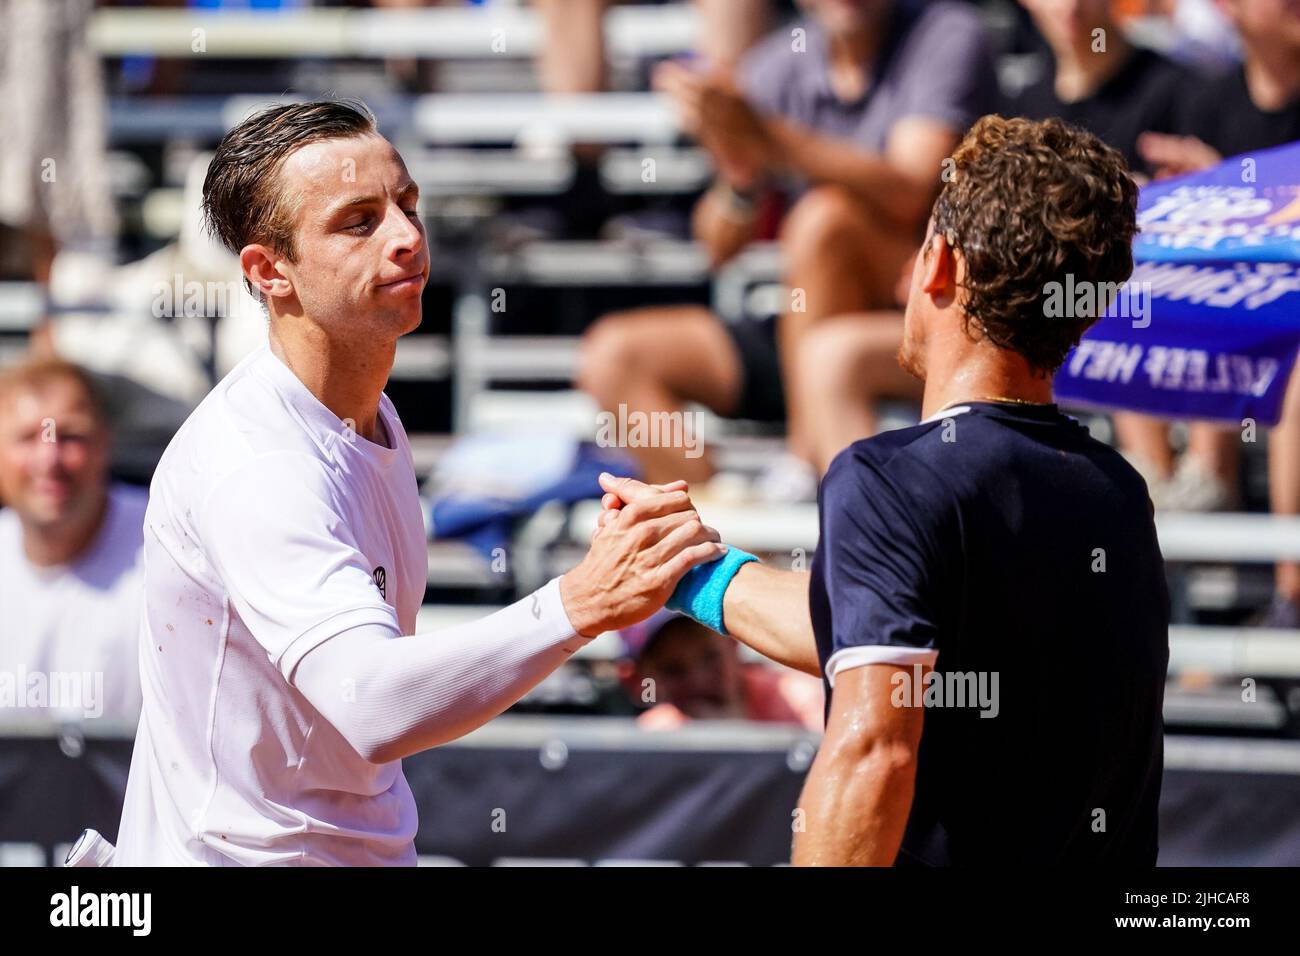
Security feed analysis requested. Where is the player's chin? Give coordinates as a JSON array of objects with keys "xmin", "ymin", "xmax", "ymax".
[
  {"xmin": 394, "ymin": 305, "xmax": 423, "ymax": 336},
  {"xmin": 373, "ymin": 295, "xmax": 423, "ymax": 335}
]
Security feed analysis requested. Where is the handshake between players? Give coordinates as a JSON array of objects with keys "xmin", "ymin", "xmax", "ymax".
[{"xmin": 560, "ymin": 476, "xmax": 725, "ymax": 636}]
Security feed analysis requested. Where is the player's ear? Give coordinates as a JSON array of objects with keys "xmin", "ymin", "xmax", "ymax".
[
  {"xmin": 920, "ymin": 232, "xmax": 957, "ymax": 298},
  {"xmin": 240, "ymin": 244, "xmax": 294, "ymax": 301}
]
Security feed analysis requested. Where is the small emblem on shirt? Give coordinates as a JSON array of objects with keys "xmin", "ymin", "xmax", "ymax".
[
  {"xmin": 531, "ymin": 593, "xmax": 541, "ymax": 619},
  {"xmin": 373, "ymin": 566, "xmax": 387, "ymax": 600}
]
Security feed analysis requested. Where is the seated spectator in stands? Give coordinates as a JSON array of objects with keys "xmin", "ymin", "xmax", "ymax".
[
  {"xmin": 781, "ymin": 0, "xmax": 1194, "ymax": 474},
  {"xmin": 1117, "ymin": 0, "xmax": 1300, "ymax": 624},
  {"xmin": 1005, "ymin": 0, "xmax": 1188, "ymax": 173},
  {"xmin": 624, "ymin": 610, "xmax": 822, "ymax": 730},
  {"xmin": 0, "ymin": 357, "xmax": 145, "ymax": 723},
  {"xmin": 577, "ymin": 0, "xmax": 996, "ymax": 497}
]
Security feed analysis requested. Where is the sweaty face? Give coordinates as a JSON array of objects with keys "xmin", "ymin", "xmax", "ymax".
[
  {"xmin": 0, "ymin": 380, "xmax": 109, "ymax": 532},
  {"xmin": 273, "ymin": 132, "xmax": 429, "ymax": 342}
]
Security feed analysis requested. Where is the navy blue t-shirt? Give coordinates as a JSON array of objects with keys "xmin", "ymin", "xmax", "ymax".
[{"xmin": 809, "ymin": 402, "xmax": 1169, "ymax": 865}]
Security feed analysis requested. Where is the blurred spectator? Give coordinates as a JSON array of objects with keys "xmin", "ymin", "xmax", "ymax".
[
  {"xmin": 1005, "ymin": 0, "xmax": 1188, "ymax": 173},
  {"xmin": 623, "ymin": 611, "xmax": 822, "ymax": 730},
  {"xmin": 0, "ymin": 0, "xmax": 116, "ymax": 308},
  {"xmin": 0, "ymin": 357, "xmax": 145, "ymax": 723},
  {"xmin": 578, "ymin": 0, "xmax": 995, "ymax": 496}
]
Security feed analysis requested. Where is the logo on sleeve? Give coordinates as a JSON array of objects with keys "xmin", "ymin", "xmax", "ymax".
[{"xmin": 373, "ymin": 566, "xmax": 387, "ymax": 600}]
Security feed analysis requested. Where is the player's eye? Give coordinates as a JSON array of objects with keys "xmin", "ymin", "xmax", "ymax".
[{"xmin": 343, "ymin": 217, "xmax": 373, "ymax": 234}]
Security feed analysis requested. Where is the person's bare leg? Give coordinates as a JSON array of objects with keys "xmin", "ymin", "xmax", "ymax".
[
  {"xmin": 694, "ymin": 0, "xmax": 772, "ymax": 67},
  {"xmin": 1113, "ymin": 411, "xmax": 1176, "ymax": 478},
  {"xmin": 577, "ymin": 305, "xmax": 742, "ymax": 484},
  {"xmin": 793, "ymin": 312, "xmax": 919, "ymax": 474},
  {"xmin": 1270, "ymin": 368, "xmax": 1300, "ymax": 605},
  {"xmin": 534, "ymin": 0, "xmax": 609, "ymax": 94},
  {"xmin": 25, "ymin": 224, "xmax": 57, "ymax": 356},
  {"xmin": 27, "ymin": 223, "xmax": 56, "ymax": 287},
  {"xmin": 777, "ymin": 185, "xmax": 914, "ymax": 462},
  {"xmin": 1186, "ymin": 422, "xmax": 1240, "ymax": 494},
  {"xmin": 373, "ymin": 0, "xmax": 451, "ymax": 91}
]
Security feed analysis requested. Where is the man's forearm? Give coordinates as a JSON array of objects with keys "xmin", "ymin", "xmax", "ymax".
[
  {"xmin": 792, "ymin": 738, "xmax": 918, "ymax": 865},
  {"xmin": 722, "ymin": 563, "xmax": 820, "ymax": 675},
  {"xmin": 764, "ymin": 117, "xmax": 934, "ymax": 228}
]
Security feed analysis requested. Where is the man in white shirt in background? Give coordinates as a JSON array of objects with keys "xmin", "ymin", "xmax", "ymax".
[
  {"xmin": 112, "ymin": 100, "xmax": 726, "ymax": 866},
  {"xmin": 0, "ymin": 356, "xmax": 145, "ymax": 724}
]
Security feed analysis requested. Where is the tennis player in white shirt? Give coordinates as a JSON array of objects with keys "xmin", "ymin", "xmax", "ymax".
[{"xmin": 111, "ymin": 101, "xmax": 725, "ymax": 866}]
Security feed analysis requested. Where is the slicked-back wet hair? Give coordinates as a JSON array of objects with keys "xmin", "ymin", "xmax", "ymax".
[{"xmin": 201, "ymin": 99, "xmax": 376, "ymax": 262}]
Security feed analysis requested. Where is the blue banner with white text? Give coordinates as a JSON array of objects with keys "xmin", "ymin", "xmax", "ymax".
[{"xmin": 1055, "ymin": 141, "xmax": 1300, "ymax": 425}]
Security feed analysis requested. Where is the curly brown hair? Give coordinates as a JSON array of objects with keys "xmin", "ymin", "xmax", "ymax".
[
  {"xmin": 202, "ymin": 99, "xmax": 376, "ymax": 261},
  {"xmin": 930, "ymin": 115, "xmax": 1139, "ymax": 374}
]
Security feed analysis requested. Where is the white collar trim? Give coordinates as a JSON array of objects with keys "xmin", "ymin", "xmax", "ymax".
[{"xmin": 920, "ymin": 405, "xmax": 972, "ymax": 425}]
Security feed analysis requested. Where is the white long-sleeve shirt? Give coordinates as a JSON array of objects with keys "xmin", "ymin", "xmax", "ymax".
[{"xmin": 114, "ymin": 345, "xmax": 585, "ymax": 866}]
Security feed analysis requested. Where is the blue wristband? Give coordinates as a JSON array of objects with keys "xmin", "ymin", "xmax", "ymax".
[{"xmin": 667, "ymin": 546, "xmax": 758, "ymax": 635}]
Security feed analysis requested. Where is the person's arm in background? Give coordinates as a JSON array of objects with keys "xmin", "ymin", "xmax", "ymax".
[
  {"xmin": 690, "ymin": 181, "xmax": 761, "ymax": 268},
  {"xmin": 657, "ymin": 46, "xmax": 781, "ymax": 268},
  {"xmin": 1136, "ymin": 131, "xmax": 1222, "ymax": 179},
  {"xmin": 763, "ymin": 116, "xmax": 959, "ymax": 229},
  {"xmin": 792, "ymin": 662, "xmax": 925, "ymax": 865},
  {"xmin": 663, "ymin": 5, "xmax": 994, "ymax": 235},
  {"xmin": 1136, "ymin": 64, "xmax": 1223, "ymax": 180},
  {"xmin": 670, "ymin": 70, "xmax": 962, "ymax": 234},
  {"xmin": 682, "ymin": 0, "xmax": 776, "ymax": 265}
]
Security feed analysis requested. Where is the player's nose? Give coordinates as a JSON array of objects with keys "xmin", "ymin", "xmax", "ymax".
[{"xmin": 386, "ymin": 203, "xmax": 426, "ymax": 262}]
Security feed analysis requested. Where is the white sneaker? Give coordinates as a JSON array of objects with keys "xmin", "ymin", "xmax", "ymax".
[{"xmin": 1150, "ymin": 455, "xmax": 1236, "ymax": 512}]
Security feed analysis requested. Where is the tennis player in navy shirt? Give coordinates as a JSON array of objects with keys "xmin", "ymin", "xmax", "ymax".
[{"xmin": 597, "ymin": 115, "xmax": 1169, "ymax": 865}]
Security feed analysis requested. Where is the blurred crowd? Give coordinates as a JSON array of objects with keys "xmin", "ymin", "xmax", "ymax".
[{"xmin": 1, "ymin": 0, "xmax": 1299, "ymax": 728}]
